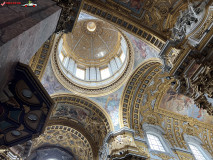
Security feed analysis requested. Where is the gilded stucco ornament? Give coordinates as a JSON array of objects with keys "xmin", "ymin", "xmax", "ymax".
[
  {"xmin": 171, "ymin": 1, "xmax": 207, "ymax": 40},
  {"xmin": 31, "ymin": 125, "xmax": 93, "ymax": 160},
  {"xmin": 152, "ymin": 153, "xmax": 175, "ymax": 160},
  {"xmin": 50, "ymin": 93, "xmax": 114, "ymax": 147},
  {"xmin": 51, "ymin": 29, "xmax": 134, "ymax": 97},
  {"xmin": 53, "ymin": 0, "xmax": 83, "ymax": 33},
  {"xmin": 106, "ymin": 130, "xmax": 149, "ymax": 159},
  {"xmin": 120, "ymin": 59, "xmax": 213, "ymax": 156},
  {"xmin": 175, "ymin": 151, "xmax": 194, "ymax": 160}
]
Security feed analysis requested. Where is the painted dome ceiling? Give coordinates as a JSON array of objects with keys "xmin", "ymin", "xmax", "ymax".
[
  {"xmin": 52, "ymin": 15, "xmax": 134, "ymax": 97},
  {"xmin": 63, "ymin": 19, "xmax": 120, "ymax": 67}
]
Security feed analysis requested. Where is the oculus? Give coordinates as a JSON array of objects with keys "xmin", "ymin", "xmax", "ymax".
[{"xmin": 51, "ymin": 19, "xmax": 134, "ymax": 96}]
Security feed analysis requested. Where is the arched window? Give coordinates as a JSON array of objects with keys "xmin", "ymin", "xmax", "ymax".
[
  {"xmin": 76, "ymin": 68, "xmax": 85, "ymax": 80},
  {"xmin": 183, "ymin": 134, "xmax": 212, "ymax": 160},
  {"xmin": 188, "ymin": 144, "xmax": 206, "ymax": 160},
  {"xmin": 100, "ymin": 67, "xmax": 110, "ymax": 80},
  {"xmin": 143, "ymin": 123, "xmax": 175, "ymax": 157},
  {"xmin": 147, "ymin": 133, "xmax": 165, "ymax": 152},
  {"xmin": 120, "ymin": 51, "xmax": 126, "ymax": 63}
]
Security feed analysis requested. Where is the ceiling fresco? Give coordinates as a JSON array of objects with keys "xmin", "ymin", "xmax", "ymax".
[
  {"xmin": 40, "ymin": 11, "xmax": 161, "ymax": 131},
  {"xmin": 41, "ymin": 60, "xmax": 70, "ymax": 95},
  {"xmin": 112, "ymin": 0, "xmax": 144, "ymax": 14},
  {"xmin": 159, "ymin": 88, "xmax": 213, "ymax": 124},
  {"xmin": 124, "ymin": 31, "xmax": 159, "ymax": 68},
  {"xmin": 51, "ymin": 103, "xmax": 108, "ymax": 145}
]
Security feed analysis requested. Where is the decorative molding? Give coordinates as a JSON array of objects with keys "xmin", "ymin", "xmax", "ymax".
[
  {"xmin": 120, "ymin": 59, "xmax": 213, "ymax": 156},
  {"xmin": 29, "ymin": 35, "xmax": 55, "ymax": 80},
  {"xmin": 152, "ymin": 153, "xmax": 175, "ymax": 160},
  {"xmin": 82, "ymin": 1, "xmax": 166, "ymax": 51},
  {"xmin": 31, "ymin": 125, "xmax": 93, "ymax": 160},
  {"xmin": 51, "ymin": 31, "xmax": 134, "ymax": 97},
  {"xmin": 175, "ymin": 150, "xmax": 194, "ymax": 160},
  {"xmin": 53, "ymin": 0, "xmax": 84, "ymax": 33},
  {"xmin": 119, "ymin": 59, "xmax": 163, "ymax": 134}
]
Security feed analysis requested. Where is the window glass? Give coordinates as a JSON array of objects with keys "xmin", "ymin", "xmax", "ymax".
[
  {"xmin": 76, "ymin": 68, "xmax": 85, "ymax": 80},
  {"xmin": 101, "ymin": 68, "xmax": 110, "ymax": 80},
  {"xmin": 147, "ymin": 134, "xmax": 165, "ymax": 152},
  {"xmin": 189, "ymin": 144, "xmax": 206, "ymax": 160},
  {"xmin": 59, "ymin": 52, "xmax": 64, "ymax": 62},
  {"xmin": 120, "ymin": 52, "xmax": 126, "ymax": 63}
]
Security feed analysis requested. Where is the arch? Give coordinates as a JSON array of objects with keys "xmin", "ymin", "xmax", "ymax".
[
  {"xmin": 184, "ymin": 134, "xmax": 213, "ymax": 160},
  {"xmin": 51, "ymin": 93, "xmax": 114, "ymax": 131},
  {"xmin": 31, "ymin": 125, "xmax": 94, "ymax": 160},
  {"xmin": 49, "ymin": 93, "xmax": 114, "ymax": 155},
  {"xmin": 119, "ymin": 58, "xmax": 163, "ymax": 131},
  {"xmin": 143, "ymin": 123, "xmax": 176, "ymax": 157}
]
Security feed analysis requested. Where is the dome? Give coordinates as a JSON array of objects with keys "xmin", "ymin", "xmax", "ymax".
[
  {"xmin": 62, "ymin": 19, "xmax": 121, "ymax": 67},
  {"xmin": 51, "ymin": 19, "xmax": 134, "ymax": 97}
]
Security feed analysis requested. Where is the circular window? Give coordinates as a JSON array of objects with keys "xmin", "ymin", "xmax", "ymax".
[{"xmin": 51, "ymin": 19, "xmax": 134, "ymax": 97}]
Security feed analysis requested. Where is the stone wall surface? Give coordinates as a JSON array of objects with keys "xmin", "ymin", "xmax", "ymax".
[{"xmin": 0, "ymin": 0, "xmax": 61, "ymax": 90}]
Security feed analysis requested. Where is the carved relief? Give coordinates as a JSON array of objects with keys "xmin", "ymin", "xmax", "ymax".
[
  {"xmin": 51, "ymin": 94, "xmax": 113, "ymax": 147},
  {"xmin": 152, "ymin": 153, "xmax": 175, "ymax": 160},
  {"xmin": 32, "ymin": 125, "xmax": 93, "ymax": 160},
  {"xmin": 175, "ymin": 151, "xmax": 194, "ymax": 160},
  {"xmin": 107, "ymin": 132, "xmax": 149, "ymax": 159},
  {"xmin": 121, "ymin": 59, "xmax": 213, "ymax": 156},
  {"xmin": 171, "ymin": 1, "xmax": 207, "ymax": 40}
]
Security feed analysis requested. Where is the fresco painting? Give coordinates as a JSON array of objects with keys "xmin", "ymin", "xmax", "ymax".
[
  {"xmin": 40, "ymin": 12, "xmax": 161, "ymax": 131},
  {"xmin": 52, "ymin": 104, "xmax": 90, "ymax": 124},
  {"xmin": 115, "ymin": 0, "xmax": 143, "ymax": 13},
  {"xmin": 205, "ymin": 94, "xmax": 213, "ymax": 106},
  {"xmin": 90, "ymin": 86, "xmax": 124, "ymax": 131},
  {"xmin": 160, "ymin": 88, "xmax": 213, "ymax": 124},
  {"xmin": 41, "ymin": 59, "xmax": 70, "ymax": 95},
  {"xmin": 125, "ymin": 31, "xmax": 159, "ymax": 69}
]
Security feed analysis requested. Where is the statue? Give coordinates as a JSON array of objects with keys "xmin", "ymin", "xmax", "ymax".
[{"xmin": 172, "ymin": 1, "xmax": 207, "ymax": 40}]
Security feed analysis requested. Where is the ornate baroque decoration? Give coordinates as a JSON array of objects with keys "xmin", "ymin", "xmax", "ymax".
[
  {"xmin": 51, "ymin": 31, "xmax": 134, "ymax": 97},
  {"xmin": 160, "ymin": 3, "xmax": 213, "ymax": 116},
  {"xmin": 82, "ymin": 0, "xmax": 166, "ymax": 51},
  {"xmin": 31, "ymin": 125, "xmax": 93, "ymax": 160},
  {"xmin": 120, "ymin": 59, "xmax": 213, "ymax": 156},
  {"xmin": 104, "ymin": 128, "xmax": 149, "ymax": 160},
  {"xmin": 175, "ymin": 151, "xmax": 194, "ymax": 160},
  {"xmin": 171, "ymin": 1, "xmax": 208, "ymax": 40},
  {"xmin": 50, "ymin": 94, "xmax": 114, "ymax": 150},
  {"xmin": 0, "ymin": 63, "xmax": 54, "ymax": 147},
  {"xmin": 120, "ymin": 59, "xmax": 163, "ymax": 136},
  {"xmin": 0, "ymin": 146, "xmax": 22, "ymax": 159},
  {"xmin": 152, "ymin": 153, "xmax": 175, "ymax": 160},
  {"xmin": 53, "ymin": 0, "xmax": 84, "ymax": 33},
  {"xmin": 62, "ymin": 19, "xmax": 121, "ymax": 67},
  {"xmin": 29, "ymin": 35, "xmax": 55, "ymax": 80}
]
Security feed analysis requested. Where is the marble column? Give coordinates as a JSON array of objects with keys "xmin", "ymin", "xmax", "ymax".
[{"xmin": 0, "ymin": 0, "xmax": 61, "ymax": 90}]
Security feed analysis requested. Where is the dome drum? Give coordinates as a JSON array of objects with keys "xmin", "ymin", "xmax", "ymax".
[{"xmin": 51, "ymin": 19, "xmax": 134, "ymax": 96}]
